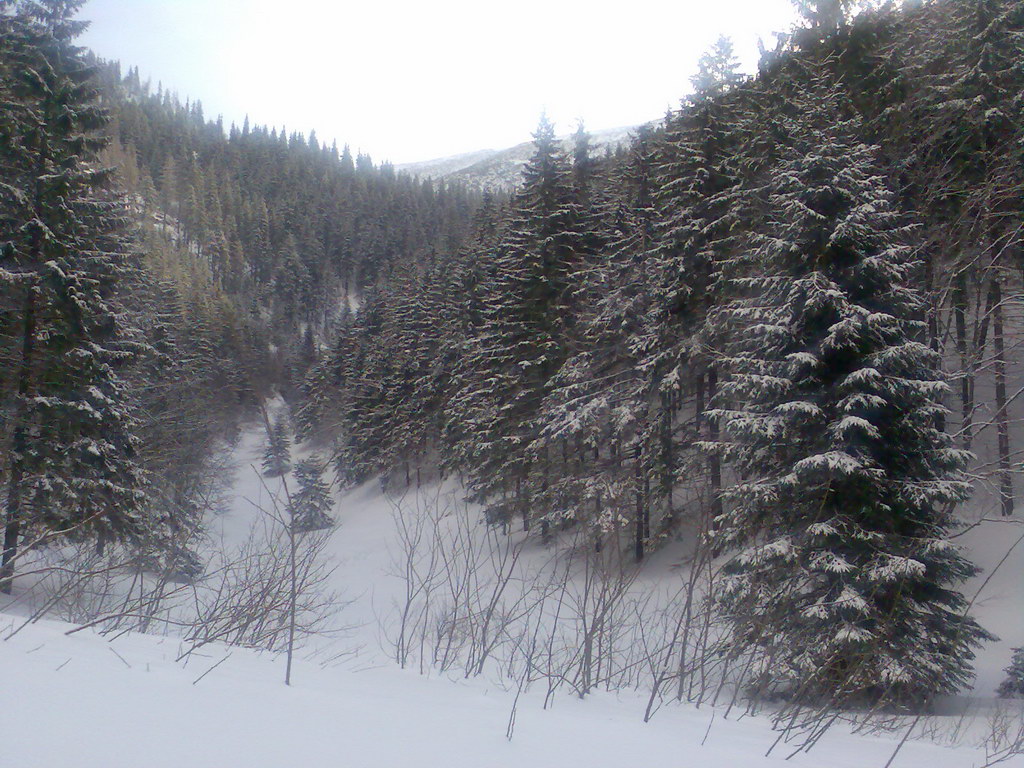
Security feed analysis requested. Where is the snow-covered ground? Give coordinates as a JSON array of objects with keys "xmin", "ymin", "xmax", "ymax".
[
  {"xmin": 2, "ymin": 418, "xmax": 1022, "ymax": 767},
  {"xmin": 4, "ymin": 612, "xmax": 1004, "ymax": 768}
]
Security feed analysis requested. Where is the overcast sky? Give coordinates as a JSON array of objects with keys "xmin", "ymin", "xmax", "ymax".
[{"xmin": 80, "ymin": 0, "xmax": 798, "ymax": 165}]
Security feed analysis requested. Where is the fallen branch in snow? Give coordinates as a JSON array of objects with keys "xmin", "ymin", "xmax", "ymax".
[
  {"xmin": 108, "ymin": 645, "xmax": 131, "ymax": 669},
  {"xmin": 192, "ymin": 653, "xmax": 232, "ymax": 685}
]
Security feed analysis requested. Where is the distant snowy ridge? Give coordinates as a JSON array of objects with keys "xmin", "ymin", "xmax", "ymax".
[{"xmin": 397, "ymin": 123, "xmax": 654, "ymax": 191}]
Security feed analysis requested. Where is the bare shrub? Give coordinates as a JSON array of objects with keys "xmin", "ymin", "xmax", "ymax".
[{"xmin": 184, "ymin": 514, "xmax": 339, "ymax": 656}]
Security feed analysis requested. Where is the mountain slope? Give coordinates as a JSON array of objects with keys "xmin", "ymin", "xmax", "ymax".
[
  {"xmin": 6, "ymin": 610, "xmax": 1004, "ymax": 768},
  {"xmin": 397, "ymin": 123, "xmax": 648, "ymax": 191},
  {"xmin": 1, "ymin": 421, "xmax": 1019, "ymax": 768}
]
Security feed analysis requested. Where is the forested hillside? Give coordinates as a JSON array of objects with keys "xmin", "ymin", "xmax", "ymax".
[
  {"xmin": 2, "ymin": 0, "xmax": 1024, "ymax": 746},
  {"xmin": 0, "ymin": 0, "xmax": 477, "ymax": 592},
  {"xmin": 300, "ymin": 0, "xmax": 1024, "ymax": 708}
]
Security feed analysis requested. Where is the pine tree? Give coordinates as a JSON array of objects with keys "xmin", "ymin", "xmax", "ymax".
[
  {"xmin": 690, "ymin": 35, "xmax": 744, "ymax": 97},
  {"xmin": 297, "ymin": 306, "xmax": 356, "ymax": 443},
  {"xmin": 633, "ymin": 82, "xmax": 765, "ymax": 537},
  {"xmin": 262, "ymin": 416, "xmax": 292, "ymax": 477},
  {"xmin": 537, "ymin": 123, "xmax": 663, "ymax": 553},
  {"xmin": 997, "ymin": 647, "xmax": 1024, "ymax": 699},
  {"xmin": 288, "ymin": 456, "xmax": 334, "ymax": 532},
  {"xmin": 792, "ymin": 0, "xmax": 854, "ymax": 32},
  {"xmin": 899, "ymin": 0, "xmax": 1024, "ymax": 514},
  {"xmin": 710, "ymin": 116, "xmax": 989, "ymax": 707},
  {"xmin": 446, "ymin": 115, "xmax": 585, "ymax": 531},
  {"xmin": 1, "ymin": 0, "xmax": 149, "ymax": 590},
  {"xmin": 273, "ymin": 235, "xmax": 310, "ymax": 330}
]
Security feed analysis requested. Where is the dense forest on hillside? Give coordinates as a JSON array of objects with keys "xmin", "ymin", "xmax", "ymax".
[
  {"xmin": 2, "ymin": 0, "xmax": 1023, "ymax": 726},
  {"xmin": 299, "ymin": 0, "xmax": 1024, "ymax": 707},
  {"xmin": 0, "ymin": 0, "xmax": 478, "ymax": 590}
]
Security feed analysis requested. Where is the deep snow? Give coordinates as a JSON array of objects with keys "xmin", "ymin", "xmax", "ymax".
[{"xmin": 2, "ymin": 419, "xmax": 1023, "ymax": 768}]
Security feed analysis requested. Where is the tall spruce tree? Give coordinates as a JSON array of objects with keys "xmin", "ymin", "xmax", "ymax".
[
  {"xmin": 792, "ymin": 0, "xmax": 854, "ymax": 32},
  {"xmin": 710, "ymin": 116, "xmax": 989, "ymax": 706},
  {"xmin": 634, "ymin": 83, "xmax": 764, "ymax": 535},
  {"xmin": 1, "ymin": 0, "xmax": 148, "ymax": 591},
  {"xmin": 898, "ymin": 0, "xmax": 1024, "ymax": 513},
  {"xmin": 446, "ymin": 115, "xmax": 584, "ymax": 530},
  {"xmin": 532, "ymin": 124, "xmax": 660, "ymax": 550},
  {"xmin": 690, "ymin": 35, "xmax": 744, "ymax": 97}
]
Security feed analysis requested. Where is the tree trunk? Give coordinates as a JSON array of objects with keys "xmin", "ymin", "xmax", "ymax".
[
  {"xmin": 660, "ymin": 391, "xmax": 674, "ymax": 524},
  {"xmin": 518, "ymin": 474, "xmax": 528, "ymax": 532},
  {"xmin": 707, "ymin": 368, "xmax": 724, "ymax": 524},
  {"xmin": 285, "ymin": 518, "xmax": 297, "ymax": 685},
  {"xmin": 991, "ymin": 276, "xmax": 1014, "ymax": 516},
  {"xmin": 954, "ymin": 272, "xmax": 972, "ymax": 447},
  {"xmin": 634, "ymin": 444, "xmax": 645, "ymax": 562},
  {"xmin": 924, "ymin": 250, "xmax": 944, "ymax": 432},
  {"xmin": 643, "ymin": 463, "xmax": 651, "ymax": 542},
  {"xmin": 2, "ymin": 289, "xmax": 37, "ymax": 594},
  {"xmin": 540, "ymin": 459, "xmax": 550, "ymax": 543}
]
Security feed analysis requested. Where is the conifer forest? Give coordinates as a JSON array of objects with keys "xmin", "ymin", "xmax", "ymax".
[{"xmin": 2, "ymin": 1, "xmax": 1024, "ymax": 764}]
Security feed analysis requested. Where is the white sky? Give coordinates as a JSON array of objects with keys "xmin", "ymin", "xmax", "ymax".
[{"xmin": 80, "ymin": 0, "xmax": 798, "ymax": 165}]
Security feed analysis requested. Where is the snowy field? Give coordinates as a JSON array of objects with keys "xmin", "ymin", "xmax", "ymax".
[
  {"xmin": 2, "ymin": 420, "xmax": 1023, "ymax": 768},
  {"xmin": 3, "ymin": 614, "xmax": 1004, "ymax": 768}
]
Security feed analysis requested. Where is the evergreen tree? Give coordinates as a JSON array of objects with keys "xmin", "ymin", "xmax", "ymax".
[
  {"xmin": 288, "ymin": 456, "xmax": 334, "ymax": 532},
  {"xmin": 446, "ymin": 115, "xmax": 584, "ymax": 530},
  {"xmin": 792, "ymin": 0, "xmax": 854, "ymax": 32},
  {"xmin": 634, "ymin": 82, "xmax": 767, "ymax": 537},
  {"xmin": 262, "ymin": 416, "xmax": 292, "ymax": 477},
  {"xmin": 297, "ymin": 307, "xmax": 357, "ymax": 443},
  {"xmin": 997, "ymin": 647, "xmax": 1024, "ymax": 699},
  {"xmin": 1, "ymin": 0, "xmax": 149, "ymax": 590},
  {"xmin": 537, "ymin": 123, "xmax": 663, "ymax": 553},
  {"xmin": 710, "ymin": 117, "xmax": 988, "ymax": 707},
  {"xmin": 690, "ymin": 35, "xmax": 744, "ymax": 97},
  {"xmin": 897, "ymin": 0, "xmax": 1024, "ymax": 512},
  {"xmin": 273, "ymin": 235, "xmax": 310, "ymax": 330}
]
